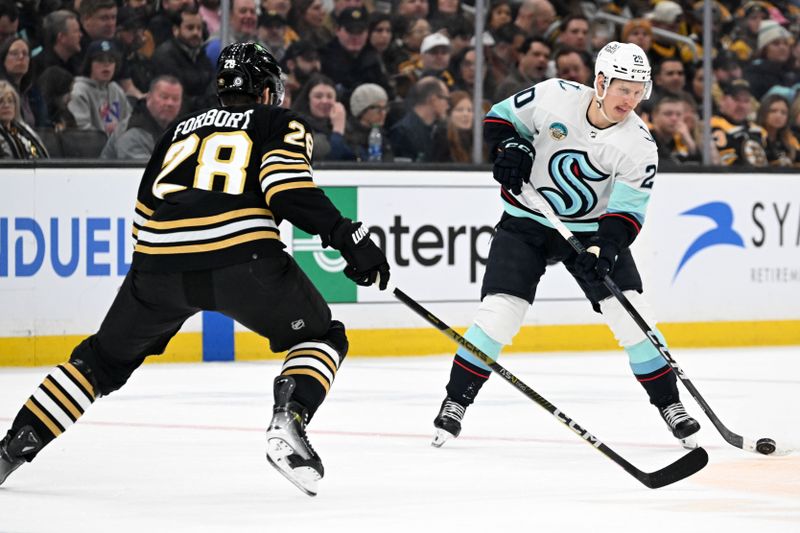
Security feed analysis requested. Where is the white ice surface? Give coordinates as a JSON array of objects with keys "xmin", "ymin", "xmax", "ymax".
[{"xmin": 1, "ymin": 347, "xmax": 798, "ymax": 533}]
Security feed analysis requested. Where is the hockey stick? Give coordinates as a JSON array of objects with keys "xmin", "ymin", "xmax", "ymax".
[
  {"xmin": 525, "ymin": 190, "xmax": 792, "ymax": 456},
  {"xmin": 392, "ymin": 286, "xmax": 708, "ymax": 489}
]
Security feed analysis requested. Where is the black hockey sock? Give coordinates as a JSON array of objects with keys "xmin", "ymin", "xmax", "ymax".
[
  {"xmin": 8, "ymin": 362, "xmax": 97, "ymax": 460},
  {"xmin": 445, "ymin": 355, "xmax": 491, "ymax": 406},
  {"xmin": 279, "ymin": 339, "xmax": 345, "ymax": 421},
  {"xmin": 635, "ymin": 365, "xmax": 680, "ymax": 407}
]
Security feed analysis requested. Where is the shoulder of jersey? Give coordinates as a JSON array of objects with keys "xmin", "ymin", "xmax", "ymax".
[{"xmin": 535, "ymin": 78, "xmax": 589, "ymax": 103}]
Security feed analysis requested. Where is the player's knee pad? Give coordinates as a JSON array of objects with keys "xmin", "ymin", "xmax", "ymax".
[
  {"xmin": 473, "ymin": 293, "xmax": 529, "ymax": 345},
  {"xmin": 599, "ymin": 291, "xmax": 656, "ymax": 348},
  {"xmin": 69, "ymin": 336, "xmax": 136, "ymax": 396}
]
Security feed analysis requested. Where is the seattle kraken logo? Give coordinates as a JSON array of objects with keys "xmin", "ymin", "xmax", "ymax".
[
  {"xmin": 540, "ymin": 150, "xmax": 609, "ymax": 217},
  {"xmin": 673, "ymin": 201, "xmax": 744, "ymax": 282}
]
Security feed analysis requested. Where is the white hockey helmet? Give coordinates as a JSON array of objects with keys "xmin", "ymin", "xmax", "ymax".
[{"xmin": 594, "ymin": 41, "xmax": 652, "ymax": 100}]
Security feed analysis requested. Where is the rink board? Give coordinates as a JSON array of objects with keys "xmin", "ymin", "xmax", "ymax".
[{"xmin": 1, "ymin": 167, "xmax": 799, "ymax": 365}]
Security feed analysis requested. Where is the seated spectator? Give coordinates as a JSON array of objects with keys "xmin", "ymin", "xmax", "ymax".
[
  {"xmin": 756, "ymin": 93, "xmax": 800, "ymax": 167},
  {"xmin": 451, "ymin": 45, "xmax": 493, "ymax": 99},
  {"xmin": 396, "ymin": 0, "xmax": 429, "ymax": 21},
  {"xmin": 494, "ymin": 36, "xmax": 550, "ymax": 101},
  {"xmin": 486, "ymin": 0, "xmax": 513, "ymax": 36},
  {"xmin": 0, "ymin": 80, "xmax": 48, "ymax": 158},
  {"xmin": 554, "ymin": 47, "xmax": 592, "ymax": 86},
  {"xmin": 149, "ymin": 0, "xmax": 191, "ymax": 47},
  {"xmin": 152, "ymin": 5, "xmax": 215, "ymax": 113},
  {"xmin": 35, "ymin": 10, "xmax": 83, "ymax": 76},
  {"xmin": 620, "ymin": 18, "xmax": 653, "ymax": 63},
  {"xmin": 429, "ymin": 0, "xmax": 472, "ymax": 34},
  {"xmin": 368, "ymin": 11, "xmax": 393, "ymax": 71},
  {"xmin": 37, "ymin": 66, "xmax": 77, "ymax": 132},
  {"xmin": 0, "ymin": 36, "xmax": 48, "ymax": 128},
  {"xmin": 320, "ymin": 7, "xmax": 391, "ymax": 103},
  {"xmin": 487, "ymin": 22, "xmax": 525, "ymax": 85},
  {"xmin": 648, "ymin": 94, "xmax": 700, "ymax": 166},
  {"xmin": 729, "ymin": 1, "xmax": 769, "ymax": 62},
  {"xmin": 282, "ymin": 40, "xmax": 321, "ymax": 103},
  {"xmin": 389, "ymin": 76, "xmax": 449, "ymax": 162},
  {"xmin": 258, "ymin": 11, "xmax": 291, "ymax": 62},
  {"xmin": 101, "ymin": 75, "xmax": 183, "ymax": 159},
  {"xmin": 206, "ymin": 0, "xmax": 258, "ymax": 64},
  {"xmin": 385, "ymin": 16, "xmax": 430, "ymax": 87},
  {"xmin": 115, "ymin": 6, "xmax": 153, "ymax": 99},
  {"xmin": 431, "ymin": 90, "xmax": 485, "ymax": 163},
  {"xmin": 288, "ymin": 0, "xmax": 331, "ymax": 50},
  {"xmin": 417, "ymin": 32, "xmax": 456, "ymax": 87},
  {"xmin": 745, "ymin": 20, "xmax": 798, "ymax": 101},
  {"xmin": 0, "ymin": 1, "xmax": 19, "ymax": 44},
  {"xmin": 68, "ymin": 39, "xmax": 131, "ymax": 136},
  {"xmin": 292, "ymin": 73, "xmax": 355, "ymax": 161},
  {"xmin": 199, "ymin": 0, "xmax": 221, "ymax": 35},
  {"xmin": 345, "ymin": 82, "xmax": 393, "ymax": 161},
  {"xmin": 711, "ymin": 79, "xmax": 767, "ymax": 167}
]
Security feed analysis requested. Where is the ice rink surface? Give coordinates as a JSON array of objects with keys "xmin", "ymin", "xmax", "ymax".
[{"xmin": 1, "ymin": 346, "xmax": 798, "ymax": 533}]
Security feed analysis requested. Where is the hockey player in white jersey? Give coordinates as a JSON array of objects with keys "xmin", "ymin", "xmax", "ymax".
[{"xmin": 432, "ymin": 42, "xmax": 701, "ymax": 449}]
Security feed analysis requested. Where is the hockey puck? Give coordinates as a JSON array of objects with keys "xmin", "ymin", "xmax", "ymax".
[{"xmin": 756, "ymin": 438, "xmax": 776, "ymax": 455}]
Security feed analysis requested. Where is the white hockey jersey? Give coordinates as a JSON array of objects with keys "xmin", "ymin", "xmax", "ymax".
[{"xmin": 485, "ymin": 78, "xmax": 659, "ymax": 233}]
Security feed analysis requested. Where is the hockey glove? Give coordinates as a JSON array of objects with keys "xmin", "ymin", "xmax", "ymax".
[
  {"xmin": 574, "ymin": 236, "xmax": 620, "ymax": 284},
  {"xmin": 330, "ymin": 218, "xmax": 390, "ymax": 290},
  {"xmin": 493, "ymin": 136, "xmax": 535, "ymax": 195}
]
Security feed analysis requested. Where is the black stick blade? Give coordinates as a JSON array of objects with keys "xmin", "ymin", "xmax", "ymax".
[{"xmin": 639, "ymin": 447, "xmax": 709, "ymax": 489}]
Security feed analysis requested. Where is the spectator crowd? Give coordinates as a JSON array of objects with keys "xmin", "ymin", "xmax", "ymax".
[{"xmin": 0, "ymin": 0, "xmax": 799, "ymax": 168}]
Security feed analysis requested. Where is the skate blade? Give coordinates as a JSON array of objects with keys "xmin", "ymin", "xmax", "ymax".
[
  {"xmin": 680, "ymin": 435, "xmax": 699, "ymax": 450},
  {"xmin": 431, "ymin": 428, "xmax": 456, "ymax": 448},
  {"xmin": 267, "ymin": 438, "xmax": 321, "ymax": 497}
]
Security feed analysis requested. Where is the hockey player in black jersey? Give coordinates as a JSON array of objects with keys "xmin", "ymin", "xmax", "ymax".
[{"xmin": 0, "ymin": 42, "xmax": 390, "ymax": 496}]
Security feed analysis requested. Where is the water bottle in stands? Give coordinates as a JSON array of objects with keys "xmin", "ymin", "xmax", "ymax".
[{"xmin": 368, "ymin": 126, "xmax": 382, "ymax": 162}]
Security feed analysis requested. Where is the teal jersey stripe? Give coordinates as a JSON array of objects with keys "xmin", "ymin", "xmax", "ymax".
[
  {"xmin": 503, "ymin": 200, "xmax": 599, "ymax": 232},
  {"xmin": 487, "ymin": 101, "xmax": 534, "ymax": 141},
  {"xmin": 456, "ymin": 324, "xmax": 503, "ymax": 372},
  {"xmin": 607, "ymin": 181, "xmax": 650, "ymax": 226}
]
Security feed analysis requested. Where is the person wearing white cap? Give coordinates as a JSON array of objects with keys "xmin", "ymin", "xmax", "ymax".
[
  {"xmin": 645, "ymin": 0, "xmax": 691, "ymax": 63},
  {"xmin": 419, "ymin": 32, "xmax": 456, "ymax": 87},
  {"xmin": 744, "ymin": 19, "xmax": 797, "ymax": 100}
]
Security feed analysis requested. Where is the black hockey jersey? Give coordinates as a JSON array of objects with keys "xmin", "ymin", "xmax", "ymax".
[{"xmin": 131, "ymin": 104, "xmax": 342, "ymax": 272}]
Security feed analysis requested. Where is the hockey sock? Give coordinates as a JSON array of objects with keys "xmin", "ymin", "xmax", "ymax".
[
  {"xmin": 8, "ymin": 362, "xmax": 97, "ymax": 460},
  {"xmin": 624, "ymin": 330, "xmax": 679, "ymax": 407},
  {"xmin": 445, "ymin": 325, "xmax": 501, "ymax": 405},
  {"xmin": 279, "ymin": 340, "xmax": 343, "ymax": 420}
]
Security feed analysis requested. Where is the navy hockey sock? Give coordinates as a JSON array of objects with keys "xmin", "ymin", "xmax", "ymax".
[
  {"xmin": 445, "ymin": 355, "xmax": 491, "ymax": 406},
  {"xmin": 625, "ymin": 337, "xmax": 679, "ymax": 406}
]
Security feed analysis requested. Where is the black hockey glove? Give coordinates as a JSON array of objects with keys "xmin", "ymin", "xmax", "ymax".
[
  {"xmin": 330, "ymin": 218, "xmax": 390, "ymax": 290},
  {"xmin": 574, "ymin": 236, "xmax": 620, "ymax": 285},
  {"xmin": 493, "ymin": 136, "xmax": 535, "ymax": 195}
]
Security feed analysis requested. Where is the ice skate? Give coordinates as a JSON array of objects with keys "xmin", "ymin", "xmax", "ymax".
[
  {"xmin": 658, "ymin": 402, "xmax": 701, "ymax": 450},
  {"xmin": 266, "ymin": 377, "xmax": 323, "ymax": 497},
  {"xmin": 0, "ymin": 426, "xmax": 42, "ymax": 486},
  {"xmin": 432, "ymin": 397, "xmax": 467, "ymax": 448}
]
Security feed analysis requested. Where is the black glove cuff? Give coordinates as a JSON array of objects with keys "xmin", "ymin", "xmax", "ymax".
[
  {"xmin": 326, "ymin": 217, "xmax": 354, "ymax": 250},
  {"xmin": 495, "ymin": 136, "xmax": 534, "ymax": 161},
  {"xmin": 597, "ymin": 215, "xmax": 635, "ymax": 250}
]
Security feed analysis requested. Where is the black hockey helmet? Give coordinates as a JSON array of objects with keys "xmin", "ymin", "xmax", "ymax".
[{"xmin": 217, "ymin": 42, "xmax": 285, "ymax": 106}]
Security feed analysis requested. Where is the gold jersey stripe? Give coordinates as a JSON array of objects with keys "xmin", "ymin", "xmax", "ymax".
[
  {"xmin": 135, "ymin": 230, "xmax": 279, "ymax": 255},
  {"xmin": 262, "ymin": 148, "xmax": 309, "ymax": 165},
  {"xmin": 265, "ymin": 181, "xmax": 316, "ymax": 204},
  {"xmin": 142, "ymin": 208, "xmax": 273, "ymax": 230},
  {"xmin": 42, "ymin": 377, "xmax": 82, "ymax": 420},
  {"xmin": 281, "ymin": 368, "xmax": 331, "ymax": 394},
  {"xmin": 135, "ymin": 201, "xmax": 154, "ymax": 216},
  {"xmin": 24, "ymin": 399, "xmax": 62, "ymax": 437},
  {"xmin": 62, "ymin": 362, "xmax": 96, "ymax": 400},
  {"xmin": 285, "ymin": 350, "xmax": 338, "ymax": 374}
]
